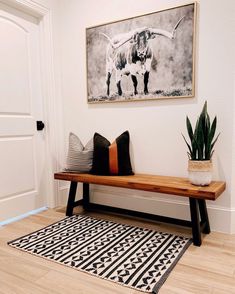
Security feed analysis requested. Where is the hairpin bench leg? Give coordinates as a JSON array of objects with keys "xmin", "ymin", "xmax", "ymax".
[
  {"xmin": 189, "ymin": 198, "xmax": 201, "ymax": 246},
  {"xmin": 66, "ymin": 181, "xmax": 78, "ymax": 216}
]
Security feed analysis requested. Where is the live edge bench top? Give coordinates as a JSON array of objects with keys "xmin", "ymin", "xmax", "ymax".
[{"xmin": 54, "ymin": 172, "xmax": 226, "ymax": 201}]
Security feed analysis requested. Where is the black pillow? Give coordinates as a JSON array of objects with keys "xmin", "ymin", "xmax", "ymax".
[{"xmin": 91, "ymin": 131, "xmax": 134, "ymax": 176}]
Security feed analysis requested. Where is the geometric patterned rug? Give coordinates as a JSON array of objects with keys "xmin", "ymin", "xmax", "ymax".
[{"xmin": 8, "ymin": 215, "xmax": 192, "ymax": 293}]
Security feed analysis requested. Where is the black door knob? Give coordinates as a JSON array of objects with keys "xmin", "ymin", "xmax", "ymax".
[{"xmin": 36, "ymin": 121, "xmax": 45, "ymax": 131}]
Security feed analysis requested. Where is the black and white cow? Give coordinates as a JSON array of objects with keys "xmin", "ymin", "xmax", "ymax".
[{"xmin": 101, "ymin": 16, "xmax": 185, "ymax": 97}]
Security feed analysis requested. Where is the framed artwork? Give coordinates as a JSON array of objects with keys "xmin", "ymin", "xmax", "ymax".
[{"xmin": 86, "ymin": 2, "xmax": 196, "ymax": 103}]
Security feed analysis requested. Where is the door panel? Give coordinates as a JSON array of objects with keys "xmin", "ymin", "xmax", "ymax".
[
  {"xmin": 0, "ymin": 117, "xmax": 34, "ymax": 136},
  {"xmin": 0, "ymin": 17, "xmax": 31, "ymax": 114},
  {"xmin": 0, "ymin": 136, "xmax": 36, "ymax": 199},
  {"xmin": 0, "ymin": 3, "xmax": 46, "ymax": 221}
]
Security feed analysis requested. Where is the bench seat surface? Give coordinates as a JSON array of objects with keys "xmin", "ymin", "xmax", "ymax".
[{"xmin": 54, "ymin": 172, "xmax": 226, "ymax": 200}]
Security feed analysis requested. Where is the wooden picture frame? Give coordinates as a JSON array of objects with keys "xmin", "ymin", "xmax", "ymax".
[{"xmin": 86, "ymin": 2, "xmax": 196, "ymax": 103}]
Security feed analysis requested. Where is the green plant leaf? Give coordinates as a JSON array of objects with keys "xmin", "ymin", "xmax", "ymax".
[
  {"xmin": 202, "ymin": 101, "xmax": 207, "ymax": 115},
  {"xmin": 201, "ymin": 102, "xmax": 207, "ymax": 131},
  {"xmin": 182, "ymin": 133, "xmax": 193, "ymax": 158},
  {"xmin": 209, "ymin": 116, "xmax": 217, "ymax": 143},
  {"xmin": 210, "ymin": 133, "xmax": 220, "ymax": 151},
  {"xmin": 192, "ymin": 138, "xmax": 197, "ymax": 160},
  {"xmin": 210, "ymin": 150, "xmax": 214, "ymax": 159},
  {"xmin": 204, "ymin": 113, "xmax": 212, "ymax": 159},
  {"xmin": 182, "ymin": 101, "xmax": 219, "ymax": 161},
  {"xmin": 194, "ymin": 117, "xmax": 199, "ymax": 136},
  {"xmin": 186, "ymin": 116, "xmax": 194, "ymax": 143},
  {"xmin": 196, "ymin": 115, "xmax": 204, "ymax": 160},
  {"xmin": 206, "ymin": 113, "xmax": 210, "ymax": 130}
]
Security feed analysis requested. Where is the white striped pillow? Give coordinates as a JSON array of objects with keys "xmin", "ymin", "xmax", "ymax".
[{"xmin": 65, "ymin": 132, "xmax": 93, "ymax": 173}]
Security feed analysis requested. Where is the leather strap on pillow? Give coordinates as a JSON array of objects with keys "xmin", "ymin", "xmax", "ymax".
[
  {"xmin": 109, "ymin": 141, "xmax": 118, "ymax": 174},
  {"xmin": 91, "ymin": 131, "xmax": 134, "ymax": 176}
]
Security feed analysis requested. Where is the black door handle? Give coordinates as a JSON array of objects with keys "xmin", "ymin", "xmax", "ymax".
[{"xmin": 36, "ymin": 121, "xmax": 45, "ymax": 131}]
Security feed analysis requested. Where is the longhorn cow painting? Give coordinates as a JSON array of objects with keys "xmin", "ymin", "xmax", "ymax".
[{"xmin": 86, "ymin": 3, "xmax": 196, "ymax": 103}]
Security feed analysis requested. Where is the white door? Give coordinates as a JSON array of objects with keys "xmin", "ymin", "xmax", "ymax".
[{"xmin": 0, "ymin": 2, "xmax": 47, "ymax": 222}]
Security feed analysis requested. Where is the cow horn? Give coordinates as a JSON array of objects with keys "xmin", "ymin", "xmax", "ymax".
[
  {"xmin": 100, "ymin": 32, "xmax": 133, "ymax": 49},
  {"xmin": 100, "ymin": 33, "xmax": 116, "ymax": 48},
  {"xmin": 149, "ymin": 15, "xmax": 185, "ymax": 39},
  {"xmin": 100, "ymin": 27, "xmax": 149, "ymax": 49}
]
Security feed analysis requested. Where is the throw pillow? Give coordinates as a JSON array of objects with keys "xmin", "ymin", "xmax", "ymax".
[
  {"xmin": 65, "ymin": 132, "xmax": 93, "ymax": 173},
  {"xmin": 91, "ymin": 131, "xmax": 134, "ymax": 175}
]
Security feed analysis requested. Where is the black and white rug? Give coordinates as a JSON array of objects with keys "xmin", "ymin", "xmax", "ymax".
[{"xmin": 8, "ymin": 215, "xmax": 192, "ymax": 293}]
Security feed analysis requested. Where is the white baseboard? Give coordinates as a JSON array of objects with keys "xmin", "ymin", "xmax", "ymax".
[
  {"xmin": 58, "ymin": 184, "xmax": 83, "ymax": 206},
  {"xmin": 58, "ymin": 185, "xmax": 233, "ymax": 234},
  {"xmin": 58, "ymin": 185, "xmax": 70, "ymax": 206}
]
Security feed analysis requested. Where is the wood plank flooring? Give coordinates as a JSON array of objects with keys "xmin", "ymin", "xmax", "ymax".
[{"xmin": 0, "ymin": 207, "xmax": 234, "ymax": 293}]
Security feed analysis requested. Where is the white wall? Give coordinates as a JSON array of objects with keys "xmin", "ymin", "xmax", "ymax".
[{"xmin": 54, "ymin": 0, "xmax": 235, "ymax": 233}]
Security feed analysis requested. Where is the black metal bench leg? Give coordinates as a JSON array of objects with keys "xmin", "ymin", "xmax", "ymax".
[
  {"xmin": 198, "ymin": 199, "xmax": 211, "ymax": 234},
  {"xmin": 66, "ymin": 181, "xmax": 78, "ymax": 216},
  {"xmin": 83, "ymin": 183, "xmax": 90, "ymax": 210},
  {"xmin": 189, "ymin": 198, "xmax": 201, "ymax": 246}
]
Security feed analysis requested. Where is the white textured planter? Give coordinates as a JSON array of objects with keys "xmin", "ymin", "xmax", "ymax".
[{"xmin": 188, "ymin": 160, "xmax": 213, "ymax": 186}]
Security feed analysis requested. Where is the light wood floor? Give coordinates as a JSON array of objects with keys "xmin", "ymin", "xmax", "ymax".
[{"xmin": 0, "ymin": 207, "xmax": 235, "ymax": 294}]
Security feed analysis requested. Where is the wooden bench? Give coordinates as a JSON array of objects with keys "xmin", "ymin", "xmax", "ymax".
[{"xmin": 54, "ymin": 172, "xmax": 226, "ymax": 246}]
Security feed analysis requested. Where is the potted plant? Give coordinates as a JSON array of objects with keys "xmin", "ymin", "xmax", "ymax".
[{"xmin": 182, "ymin": 101, "xmax": 220, "ymax": 186}]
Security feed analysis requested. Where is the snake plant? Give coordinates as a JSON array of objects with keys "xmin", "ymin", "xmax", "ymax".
[{"xmin": 182, "ymin": 101, "xmax": 220, "ymax": 160}]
